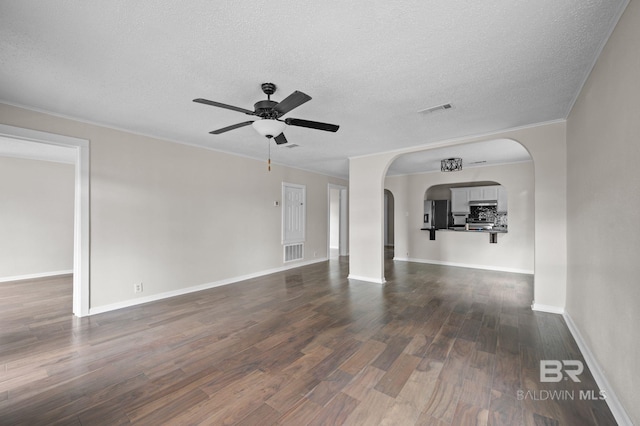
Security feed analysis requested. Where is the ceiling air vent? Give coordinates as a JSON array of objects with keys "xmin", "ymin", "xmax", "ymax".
[
  {"xmin": 284, "ymin": 144, "xmax": 300, "ymax": 148},
  {"xmin": 418, "ymin": 103, "xmax": 453, "ymax": 114}
]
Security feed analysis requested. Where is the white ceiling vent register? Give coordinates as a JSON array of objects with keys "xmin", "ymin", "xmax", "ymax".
[
  {"xmin": 284, "ymin": 243, "xmax": 304, "ymax": 262},
  {"xmin": 418, "ymin": 103, "xmax": 453, "ymax": 114}
]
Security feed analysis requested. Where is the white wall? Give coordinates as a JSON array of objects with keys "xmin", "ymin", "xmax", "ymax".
[
  {"xmin": 348, "ymin": 153, "xmax": 390, "ymax": 283},
  {"xmin": 0, "ymin": 103, "xmax": 346, "ymax": 311},
  {"xmin": 0, "ymin": 156, "xmax": 75, "ymax": 279},
  {"xmin": 566, "ymin": 0, "xmax": 639, "ymax": 423},
  {"xmin": 386, "ymin": 161, "xmax": 534, "ymax": 273}
]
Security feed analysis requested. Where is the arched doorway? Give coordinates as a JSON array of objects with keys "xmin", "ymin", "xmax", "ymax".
[
  {"xmin": 349, "ymin": 124, "xmax": 568, "ymax": 312},
  {"xmin": 384, "ymin": 139, "xmax": 533, "ymax": 275}
]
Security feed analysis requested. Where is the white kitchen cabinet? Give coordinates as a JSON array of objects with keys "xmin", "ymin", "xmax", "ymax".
[
  {"xmin": 468, "ymin": 185, "xmax": 499, "ymax": 201},
  {"xmin": 483, "ymin": 186, "xmax": 499, "ymax": 200},
  {"xmin": 451, "ymin": 185, "xmax": 505, "ymax": 213},
  {"xmin": 468, "ymin": 187, "xmax": 483, "ymax": 201},
  {"xmin": 450, "ymin": 188, "xmax": 469, "ymax": 213}
]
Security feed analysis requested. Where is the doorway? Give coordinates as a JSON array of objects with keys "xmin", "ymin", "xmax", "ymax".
[
  {"xmin": 328, "ymin": 184, "xmax": 348, "ymax": 259},
  {"xmin": 0, "ymin": 124, "xmax": 90, "ymax": 316}
]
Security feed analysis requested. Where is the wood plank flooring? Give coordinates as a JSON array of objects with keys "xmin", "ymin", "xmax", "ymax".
[{"xmin": 0, "ymin": 257, "xmax": 616, "ymax": 425}]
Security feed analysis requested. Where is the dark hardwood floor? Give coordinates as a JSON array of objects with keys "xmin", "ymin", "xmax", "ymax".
[{"xmin": 0, "ymin": 257, "xmax": 616, "ymax": 425}]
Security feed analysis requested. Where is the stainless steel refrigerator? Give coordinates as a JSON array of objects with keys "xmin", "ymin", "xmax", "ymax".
[{"xmin": 423, "ymin": 200, "xmax": 450, "ymax": 229}]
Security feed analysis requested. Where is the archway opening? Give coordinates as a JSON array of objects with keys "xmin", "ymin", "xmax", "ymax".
[{"xmin": 383, "ymin": 138, "xmax": 534, "ymax": 280}]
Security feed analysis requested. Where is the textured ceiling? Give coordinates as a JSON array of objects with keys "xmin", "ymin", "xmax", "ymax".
[{"xmin": 0, "ymin": 1, "xmax": 628, "ymax": 178}]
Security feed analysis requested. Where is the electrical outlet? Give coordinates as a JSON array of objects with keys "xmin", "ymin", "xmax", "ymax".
[
  {"xmin": 134, "ymin": 282, "xmax": 143, "ymax": 293},
  {"xmin": 314, "ymin": 251, "xmax": 317, "ymax": 257}
]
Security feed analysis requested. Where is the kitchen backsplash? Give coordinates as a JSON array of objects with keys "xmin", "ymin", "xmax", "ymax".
[
  {"xmin": 469, "ymin": 205, "xmax": 507, "ymax": 227},
  {"xmin": 495, "ymin": 213, "xmax": 508, "ymax": 227},
  {"xmin": 470, "ymin": 205, "xmax": 496, "ymax": 221}
]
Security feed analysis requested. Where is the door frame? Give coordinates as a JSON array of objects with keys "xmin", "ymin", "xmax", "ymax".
[
  {"xmin": 0, "ymin": 124, "xmax": 90, "ymax": 317},
  {"xmin": 327, "ymin": 183, "xmax": 348, "ymax": 257}
]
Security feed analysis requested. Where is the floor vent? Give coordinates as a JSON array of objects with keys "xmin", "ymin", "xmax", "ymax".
[{"xmin": 284, "ymin": 243, "xmax": 304, "ymax": 262}]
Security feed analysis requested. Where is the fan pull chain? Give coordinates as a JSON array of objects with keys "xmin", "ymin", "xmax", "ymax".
[{"xmin": 267, "ymin": 140, "xmax": 271, "ymax": 172}]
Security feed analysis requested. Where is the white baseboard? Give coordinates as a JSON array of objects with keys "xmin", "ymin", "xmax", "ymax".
[
  {"xmin": 89, "ymin": 258, "xmax": 328, "ymax": 316},
  {"xmin": 0, "ymin": 270, "xmax": 73, "ymax": 283},
  {"xmin": 347, "ymin": 274, "xmax": 386, "ymax": 284},
  {"xmin": 563, "ymin": 312, "xmax": 633, "ymax": 426},
  {"xmin": 394, "ymin": 257, "xmax": 534, "ymax": 275},
  {"xmin": 531, "ymin": 302, "xmax": 565, "ymax": 315}
]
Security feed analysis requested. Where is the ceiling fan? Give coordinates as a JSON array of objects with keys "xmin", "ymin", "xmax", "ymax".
[{"xmin": 193, "ymin": 83, "xmax": 339, "ymax": 145}]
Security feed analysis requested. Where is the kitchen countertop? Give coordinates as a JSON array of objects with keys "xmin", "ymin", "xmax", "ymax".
[{"xmin": 421, "ymin": 227, "xmax": 508, "ymax": 233}]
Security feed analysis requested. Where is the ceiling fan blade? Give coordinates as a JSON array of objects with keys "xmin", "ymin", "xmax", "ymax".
[
  {"xmin": 274, "ymin": 133, "xmax": 288, "ymax": 145},
  {"xmin": 273, "ymin": 91, "xmax": 312, "ymax": 116},
  {"xmin": 285, "ymin": 118, "xmax": 339, "ymax": 132},
  {"xmin": 209, "ymin": 121, "xmax": 254, "ymax": 134},
  {"xmin": 194, "ymin": 98, "xmax": 255, "ymax": 115}
]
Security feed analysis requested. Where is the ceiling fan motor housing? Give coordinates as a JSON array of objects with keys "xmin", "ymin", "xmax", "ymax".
[{"xmin": 254, "ymin": 100, "xmax": 279, "ymax": 118}]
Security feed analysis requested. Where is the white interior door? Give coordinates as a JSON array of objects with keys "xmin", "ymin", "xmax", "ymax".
[{"xmin": 282, "ymin": 183, "xmax": 306, "ymax": 243}]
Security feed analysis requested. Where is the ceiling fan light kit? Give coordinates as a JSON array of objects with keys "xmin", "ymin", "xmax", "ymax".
[{"xmin": 252, "ymin": 119, "xmax": 287, "ymax": 138}]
